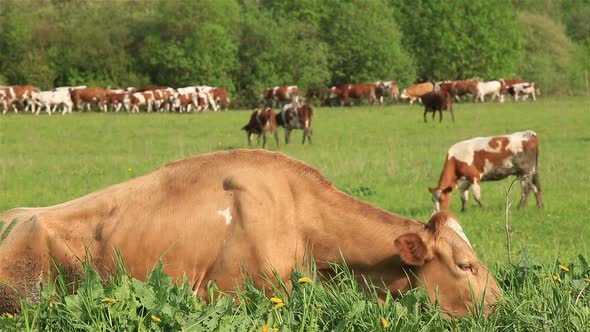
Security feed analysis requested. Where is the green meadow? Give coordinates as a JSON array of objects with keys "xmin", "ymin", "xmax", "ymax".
[{"xmin": 0, "ymin": 98, "xmax": 589, "ymax": 330}]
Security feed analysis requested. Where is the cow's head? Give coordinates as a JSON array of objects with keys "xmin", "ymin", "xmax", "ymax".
[
  {"xmin": 429, "ymin": 186, "xmax": 453, "ymax": 211},
  {"xmin": 394, "ymin": 211, "xmax": 501, "ymax": 316}
]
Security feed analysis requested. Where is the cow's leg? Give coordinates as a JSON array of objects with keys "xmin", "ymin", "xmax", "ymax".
[
  {"xmin": 284, "ymin": 129, "xmax": 291, "ymax": 144},
  {"xmin": 458, "ymin": 179, "xmax": 471, "ymax": 212},
  {"xmin": 273, "ymin": 130, "xmax": 280, "ymax": 148},
  {"xmin": 262, "ymin": 133, "xmax": 267, "ymax": 149},
  {"xmin": 450, "ymin": 107, "xmax": 455, "ymax": 122},
  {"xmin": 517, "ymin": 176, "xmax": 532, "ymax": 209},
  {"xmin": 247, "ymin": 132, "xmax": 253, "ymax": 146},
  {"xmin": 438, "ymin": 110, "xmax": 442, "ymax": 122},
  {"xmin": 532, "ymin": 172, "xmax": 544, "ymax": 208},
  {"xmin": 423, "ymin": 109, "xmax": 428, "ymax": 123},
  {"xmin": 471, "ymin": 182, "xmax": 485, "ymax": 209}
]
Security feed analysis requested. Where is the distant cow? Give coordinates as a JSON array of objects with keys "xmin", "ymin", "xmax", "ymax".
[
  {"xmin": 105, "ymin": 91, "xmax": 131, "ymax": 112},
  {"xmin": 475, "ymin": 81, "xmax": 503, "ymax": 103},
  {"xmin": 34, "ymin": 89, "xmax": 74, "ymax": 115},
  {"xmin": 276, "ymin": 103, "xmax": 313, "ymax": 144},
  {"xmin": 429, "ymin": 130, "xmax": 544, "ymax": 212},
  {"xmin": 421, "ymin": 90, "xmax": 454, "ymax": 123},
  {"xmin": 340, "ymin": 83, "xmax": 377, "ymax": 106},
  {"xmin": 400, "ymin": 82, "xmax": 434, "ymax": 104},
  {"xmin": 71, "ymin": 87, "xmax": 107, "ymax": 112},
  {"xmin": 241, "ymin": 107, "xmax": 279, "ymax": 148},
  {"xmin": 209, "ymin": 87, "xmax": 230, "ymax": 110},
  {"xmin": 375, "ymin": 81, "xmax": 399, "ymax": 105},
  {"xmin": 508, "ymin": 83, "xmax": 537, "ymax": 101},
  {"xmin": 262, "ymin": 86, "xmax": 299, "ymax": 108},
  {"xmin": 452, "ymin": 80, "xmax": 479, "ymax": 102}
]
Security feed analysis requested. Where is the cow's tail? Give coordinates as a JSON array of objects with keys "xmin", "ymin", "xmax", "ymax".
[{"xmin": 533, "ymin": 147, "xmax": 541, "ymax": 192}]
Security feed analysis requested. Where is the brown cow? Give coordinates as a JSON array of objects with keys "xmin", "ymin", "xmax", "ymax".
[
  {"xmin": 421, "ymin": 90, "xmax": 454, "ymax": 123},
  {"xmin": 340, "ymin": 83, "xmax": 377, "ymax": 106},
  {"xmin": 241, "ymin": 107, "xmax": 279, "ymax": 148},
  {"xmin": 208, "ymin": 87, "xmax": 229, "ymax": 110},
  {"xmin": 105, "ymin": 91, "xmax": 131, "ymax": 112},
  {"xmin": 6, "ymin": 85, "xmax": 38, "ymax": 113},
  {"xmin": 71, "ymin": 87, "xmax": 107, "ymax": 112},
  {"xmin": 400, "ymin": 82, "xmax": 434, "ymax": 104},
  {"xmin": 429, "ymin": 130, "xmax": 544, "ymax": 212},
  {"xmin": 262, "ymin": 85, "xmax": 299, "ymax": 108},
  {"xmin": 452, "ymin": 80, "xmax": 479, "ymax": 102},
  {"xmin": 276, "ymin": 103, "xmax": 313, "ymax": 144},
  {"xmin": 0, "ymin": 150, "xmax": 500, "ymax": 316}
]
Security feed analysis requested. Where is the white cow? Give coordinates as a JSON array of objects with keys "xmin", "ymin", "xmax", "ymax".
[
  {"xmin": 34, "ymin": 90, "xmax": 74, "ymax": 115},
  {"xmin": 511, "ymin": 83, "xmax": 537, "ymax": 101},
  {"xmin": 475, "ymin": 80, "xmax": 503, "ymax": 103}
]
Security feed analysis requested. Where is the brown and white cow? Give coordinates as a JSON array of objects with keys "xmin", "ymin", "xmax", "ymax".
[
  {"xmin": 375, "ymin": 81, "xmax": 400, "ymax": 105},
  {"xmin": 429, "ymin": 131, "xmax": 544, "ymax": 212},
  {"xmin": 508, "ymin": 83, "xmax": 538, "ymax": 102},
  {"xmin": 421, "ymin": 90, "xmax": 454, "ymax": 123},
  {"xmin": 400, "ymin": 82, "xmax": 434, "ymax": 105},
  {"xmin": 241, "ymin": 107, "xmax": 279, "ymax": 148},
  {"xmin": 105, "ymin": 91, "xmax": 131, "ymax": 112},
  {"xmin": 262, "ymin": 85, "xmax": 299, "ymax": 108},
  {"xmin": 71, "ymin": 87, "xmax": 107, "ymax": 112},
  {"xmin": 276, "ymin": 103, "xmax": 313, "ymax": 144},
  {"xmin": 451, "ymin": 80, "xmax": 479, "ymax": 102},
  {"xmin": 339, "ymin": 83, "xmax": 377, "ymax": 106},
  {"xmin": 0, "ymin": 150, "xmax": 500, "ymax": 316}
]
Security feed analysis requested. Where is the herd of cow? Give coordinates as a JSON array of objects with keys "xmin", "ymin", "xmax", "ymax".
[{"xmin": 0, "ymin": 85, "xmax": 230, "ymax": 115}]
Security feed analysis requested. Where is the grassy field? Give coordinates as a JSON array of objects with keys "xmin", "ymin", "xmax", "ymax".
[{"xmin": 0, "ymin": 98, "xmax": 589, "ymax": 330}]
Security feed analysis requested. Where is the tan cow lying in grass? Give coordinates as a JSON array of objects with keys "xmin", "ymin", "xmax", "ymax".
[{"xmin": 0, "ymin": 150, "xmax": 500, "ymax": 316}]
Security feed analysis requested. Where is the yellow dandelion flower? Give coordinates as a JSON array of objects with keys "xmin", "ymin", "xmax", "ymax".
[
  {"xmin": 380, "ymin": 317, "xmax": 390, "ymax": 328},
  {"xmin": 270, "ymin": 297, "xmax": 283, "ymax": 304},
  {"xmin": 262, "ymin": 325, "xmax": 269, "ymax": 332},
  {"xmin": 559, "ymin": 265, "xmax": 570, "ymax": 272},
  {"xmin": 274, "ymin": 302, "xmax": 285, "ymax": 309},
  {"xmin": 273, "ymin": 328, "xmax": 278, "ymax": 332},
  {"xmin": 564, "ymin": 290, "xmax": 572, "ymax": 294},
  {"xmin": 101, "ymin": 297, "xmax": 116, "ymax": 304},
  {"xmin": 553, "ymin": 275, "xmax": 560, "ymax": 281},
  {"xmin": 151, "ymin": 315, "xmax": 161, "ymax": 323},
  {"xmin": 5, "ymin": 313, "xmax": 14, "ymax": 319},
  {"xmin": 298, "ymin": 277, "xmax": 311, "ymax": 283}
]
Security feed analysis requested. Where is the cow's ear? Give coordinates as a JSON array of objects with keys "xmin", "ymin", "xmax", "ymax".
[
  {"xmin": 394, "ymin": 233, "xmax": 429, "ymax": 266},
  {"xmin": 428, "ymin": 187, "xmax": 439, "ymax": 194},
  {"xmin": 442, "ymin": 186, "xmax": 453, "ymax": 194}
]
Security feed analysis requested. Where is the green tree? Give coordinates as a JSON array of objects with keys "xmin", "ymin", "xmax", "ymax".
[{"xmin": 393, "ymin": 0, "xmax": 522, "ymax": 80}]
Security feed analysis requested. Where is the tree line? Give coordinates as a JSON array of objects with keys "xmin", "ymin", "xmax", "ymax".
[{"xmin": 0, "ymin": 0, "xmax": 588, "ymax": 107}]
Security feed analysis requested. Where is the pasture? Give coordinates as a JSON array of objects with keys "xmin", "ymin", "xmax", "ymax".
[{"xmin": 0, "ymin": 97, "xmax": 589, "ymax": 330}]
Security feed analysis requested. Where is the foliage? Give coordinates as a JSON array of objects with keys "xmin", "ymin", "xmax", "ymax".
[{"xmin": 392, "ymin": 0, "xmax": 522, "ymax": 81}]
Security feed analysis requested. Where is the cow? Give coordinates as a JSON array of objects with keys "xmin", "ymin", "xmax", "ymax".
[
  {"xmin": 0, "ymin": 87, "xmax": 14, "ymax": 114},
  {"xmin": 499, "ymin": 79, "xmax": 526, "ymax": 100},
  {"xmin": 241, "ymin": 108, "xmax": 279, "ymax": 148},
  {"xmin": 33, "ymin": 90, "xmax": 74, "ymax": 115},
  {"xmin": 129, "ymin": 91, "xmax": 154, "ymax": 113},
  {"xmin": 9, "ymin": 85, "xmax": 38, "ymax": 113},
  {"xmin": 475, "ymin": 81, "xmax": 503, "ymax": 103},
  {"xmin": 171, "ymin": 93, "xmax": 198, "ymax": 113},
  {"xmin": 327, "ymin": 86, "xmax": 345, "ymax": 106},
  {"xmin": 70, "ymin": 87, "xmax": 107, "ymax": 112},
  {"xmin": 0, "ymin": 149, "xmax": 501, "ymax": 316},
  {"xmin": 508, "ymin": 83, "xmax": 537, "ymax": 101},
  {"xmin": 105, "ymin": 91, "xmax": 131, "ymax": 112},
  {"xmin": 375, "ymin": 81, "xmax": 400, "ymax": 105},
  {"xmin": 429, "ymin": 130, "xmax": 544, "ymax": 212},
  {"xmin": 208, "ymin": 87, "xmax": 230, "ymax": 110},
  {"xmin": 400, "ymin": 82, "xmax": 434, "ymax": 105},
  {"xmin": 339, "ymin": 83, "xmax": 377, "ymax": 106},
  {"xmin": 276, "ymin": 103, "xmax": 313, "ymax": 144},
  {"xmin": 262, "ymin": 85, "xmax": 299, "ymax": 108},
  {"xmin": 451, "ymin": 80, "xmax": 479, "ymax": 102},
  {"xmin": 421, "ymin": 90, "xmax": 454, "ymax": 123}
]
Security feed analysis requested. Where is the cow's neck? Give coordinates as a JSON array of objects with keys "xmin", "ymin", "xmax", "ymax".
[
  {"xmin": 438, "ymin": 157, "xmax": 458, "ymax": 189},
  {"xmin": 306, "ymin": 189, "xmax": 427, "ymax": 293}
]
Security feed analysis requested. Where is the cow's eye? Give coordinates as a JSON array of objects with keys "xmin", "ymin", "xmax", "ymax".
[{"xmin": 458, "ymin": 263, "xmax": 475, "ymax": 273}]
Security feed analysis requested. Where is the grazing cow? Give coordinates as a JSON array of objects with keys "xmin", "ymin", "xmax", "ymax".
[
  {"xmin": 475, "ymin": 81, "xmax": 504, "ymax": 103},
  {"xmin": 452, "ymin": 80, "xmax": 479, "ymax": 102},
  {"xmin": 0, "ymin": 150, "xmax": 501, "ymax": 316},
  {"xmin": 129, "ymin": 91, "xmax": 154, "ymax": 113},
  {"xmin": 105, "ymin": 91, "xmax": 131, "ymax": 112},
  {"xmin": 375, "ymin": 81, "xmax": 400, "ymax": 104},
  {"xmin": 421, "ymin": 90, "xmax": 454, "ymax": 123},
  {"xmin": 208, "ymin": 87, "xmax": 229, "ymax": 110},
  {"xmin": 0, "ymin": 87, "xmax": 14, "ymax": 114},
  {"xmin": 429, "ymin": 130, "xmax": 544, "ymax": 212},
  {"xmin": 9, "ymin": 85, "xmax": 38, "ymax": 112},
  {"xmin": 340, "ymin": 83, "xmax": 377, "ymax": 106},
  {"xmin": 241, "ymin": 108, "xmax": 279, "ymax": 148},
  {"xmin": 33, "ymin": 90, "xmax": 74, "ymax": 115},
  {"xmin": 400, "ymin": 82, "xmax": 434, "ymax": 104},
  {"xmin": 508, "ymin": 83, "xmax": 537, "ymax": 101},
  {"xmin": 172, "ymin": 93, "xmax": 198, "ymax": 113},
  {"xmin": 71, "ymin": 87, "xmax": 107, "ymax": 112},
  {"xmin": 276, "ymin": 103, "xmax": 313, "ymax": 144},
  {"xmin": 327, "ymin": 86, "xmax": 345, "ymax": 106},
  {"xmin": 262, "ymin": 85, "xmax": 299, "ymax": 108}
]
